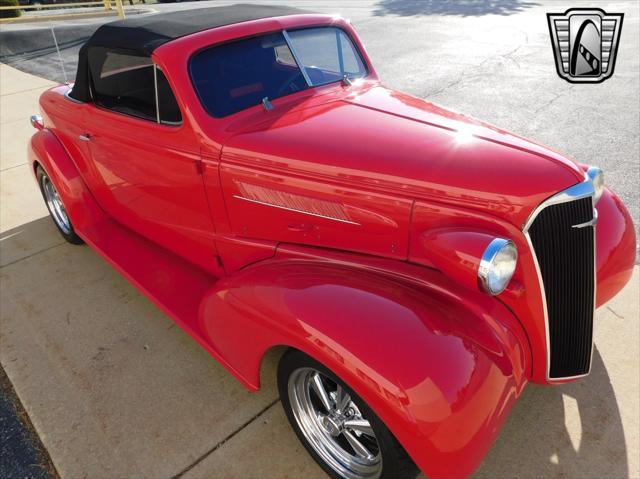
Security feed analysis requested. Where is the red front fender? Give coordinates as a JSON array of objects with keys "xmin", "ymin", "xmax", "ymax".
[
  {"xmin": 199, "ymin": 252, "xmax": 529, "ymax": 478},
  {"xmin": 595, "ymin": 188, "xmax": 636, "ymax": 306}
]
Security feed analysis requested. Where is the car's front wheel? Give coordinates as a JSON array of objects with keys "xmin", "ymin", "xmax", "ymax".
[
  {"xmin": 278, "ymin": 350, "xmax": 419, "ymax": 479},
  {"xmin": 37, "ymin": 166, "xmax": 83, "ymax": 245}
]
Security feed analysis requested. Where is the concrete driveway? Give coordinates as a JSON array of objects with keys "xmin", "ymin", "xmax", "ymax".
[{"xmin": 1, "ymin": 1, "xmax": 639, "ymax": 478}]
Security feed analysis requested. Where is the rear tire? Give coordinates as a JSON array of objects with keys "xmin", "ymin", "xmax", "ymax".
[
  {"xmin": 278, "ymin": 349, "xmax": 419, "ymax": 479},
  {"xmin": 36, "ymin": 166, "xmax": 83, "ymax": 245}
]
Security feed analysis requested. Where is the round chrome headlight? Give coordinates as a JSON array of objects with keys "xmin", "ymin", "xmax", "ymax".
[
  {"xmin": 587, "ymin": 166, "xmax": 604, "ymax": 204},
  {"xmin": 478, "ymin": 238, "xmax": 518, "ymax": 295}
]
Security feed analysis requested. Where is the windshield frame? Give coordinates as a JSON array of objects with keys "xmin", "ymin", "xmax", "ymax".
[
  {"xmin": 282, "ymin": 26, "xmax": 369, "ymax": 88},
  {"xmin": 188, "ymin": 25, "xmax": 370, "ymax": 119}
]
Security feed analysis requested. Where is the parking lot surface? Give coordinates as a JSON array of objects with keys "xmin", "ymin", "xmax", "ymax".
[{"xmin": 1, "ymin": 1, "xmax": 639, "ymax": 478}]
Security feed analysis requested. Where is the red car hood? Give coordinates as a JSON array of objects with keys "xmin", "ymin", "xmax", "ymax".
[{"xmin": 221, "ymin": 85, "xmax": 585, "ymax": 228}]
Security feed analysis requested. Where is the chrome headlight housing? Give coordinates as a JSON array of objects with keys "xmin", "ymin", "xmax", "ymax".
[
  {"xmin": 478, "ymin": 238, "xmax": 518, "ymax": 295},
  {"xmin": 587, "ymin": 166, "xmax": 604, "ymax": 204}
]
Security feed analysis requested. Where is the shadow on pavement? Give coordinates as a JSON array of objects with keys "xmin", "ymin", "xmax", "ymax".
[
  {"xmin": 373, "ymin": 0, "xmax": 540, "ymax": 17},
  {"xmin": 0, "ymin": 216, "xmax": 63, "ymax": 268},
  {"xmin": 477, "ymin": 348, "xmax": 628, "ymax": 478}
]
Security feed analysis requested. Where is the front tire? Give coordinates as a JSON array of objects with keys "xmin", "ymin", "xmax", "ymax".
[
  {"xmin": 278, "ymin": 350, "xmax": 419, "ymax": 479},
  {"xmin": 36, "ymin": 166, "xmax": 83, "ymax": 245}
]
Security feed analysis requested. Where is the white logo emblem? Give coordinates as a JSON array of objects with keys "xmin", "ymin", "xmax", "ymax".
[{"xmin": 547, "ymin": 8, "xmax": 623, "ymax": 83}]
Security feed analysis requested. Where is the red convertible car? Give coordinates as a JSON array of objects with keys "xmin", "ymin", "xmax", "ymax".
[{"xmin": 28, "ymin": 5, "xmax": 636, "ymax": 479}]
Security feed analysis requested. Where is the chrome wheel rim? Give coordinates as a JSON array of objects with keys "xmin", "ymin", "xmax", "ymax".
[
  {"xmin": 41, "ymin": 174, "xmax": 71, "ymax": 234},
  {"xmin": 288, "ymin": 367, "xmax": 382, "ymax": 479}
]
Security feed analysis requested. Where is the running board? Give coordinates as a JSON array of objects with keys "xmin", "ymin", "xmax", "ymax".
[
  {"xmin": 76, "ymin": 218, "xmax": 252, "ymax": 387},
  {"xmin": 79, "ymin": 217, "xmax": 216, "ymax": 334}
]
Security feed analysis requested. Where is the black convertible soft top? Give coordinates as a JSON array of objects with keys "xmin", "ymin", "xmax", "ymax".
[{"xmin": 69, "ymin": 4, "xmax": 310, "ymax": 102}]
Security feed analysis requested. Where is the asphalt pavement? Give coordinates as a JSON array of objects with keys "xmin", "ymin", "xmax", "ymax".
[{"xmin": 0, "ymin": 365, "xmax": 57, "ymax": 479}]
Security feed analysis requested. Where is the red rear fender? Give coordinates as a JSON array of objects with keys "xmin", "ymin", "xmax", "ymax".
[
  {"xmin": 28, "ymin": 129, "xmax": 106, "ymax": 231},
  {"xmin": 199, "ymin": 253, "xmax": 529, "ymax": 478}
]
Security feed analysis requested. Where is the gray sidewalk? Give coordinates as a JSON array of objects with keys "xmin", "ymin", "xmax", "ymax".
[{"xmin": 1, "ymin": 18, "xmax": 639, "ymax": 477}]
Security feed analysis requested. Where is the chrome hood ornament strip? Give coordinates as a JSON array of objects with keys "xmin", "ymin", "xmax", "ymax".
[{"xmin": 523, "ymin": 177, "xmax": 595, "ymax": 232}]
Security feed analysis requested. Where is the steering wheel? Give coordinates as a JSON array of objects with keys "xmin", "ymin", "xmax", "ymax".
[{"xmin": 276, "ymin": 71, "xmax": 305, "ymax": 97}]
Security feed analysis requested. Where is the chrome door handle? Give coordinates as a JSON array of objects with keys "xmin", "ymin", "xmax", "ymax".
[{"xmin": 78, "ymin": 134, "xmax": 91, "ymax": 141}]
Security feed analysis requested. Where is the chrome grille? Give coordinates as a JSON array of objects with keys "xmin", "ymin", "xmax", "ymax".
[{"xmin": 528, "ymin": 196, "xmax": 595, "ymax": 379}]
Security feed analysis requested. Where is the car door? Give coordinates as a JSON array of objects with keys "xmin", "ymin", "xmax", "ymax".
[{"xmin": 82, "ymin": 48, "xmax": 218, "ymax": 274}]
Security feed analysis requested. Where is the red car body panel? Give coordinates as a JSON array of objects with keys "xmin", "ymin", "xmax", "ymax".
[
  {"xmin": 595, "ymin": 188, "xmax": 637, "ymax": 305},
  {"xmin": 28, "ymin": 12, "xmax": 636, "ymax": 479},
  {"xmin": 199, "ymin": 246, "xmax": 529, "ymax": 479},
  {"xmin": 218, "ymin": 96, "xmax": 581, "ymax": 233},
  {"xmin": 83, "ymin": 106, "xmax": 220, "ymax": 275},
  {"xmin": 28, "ymin": 128, "xmax": 107, "ymax": 230}
]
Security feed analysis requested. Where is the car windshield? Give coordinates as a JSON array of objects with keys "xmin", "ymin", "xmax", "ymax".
[{"xmin": 190, "ymin": 27, "xmax": 367, "ymax": 117}]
